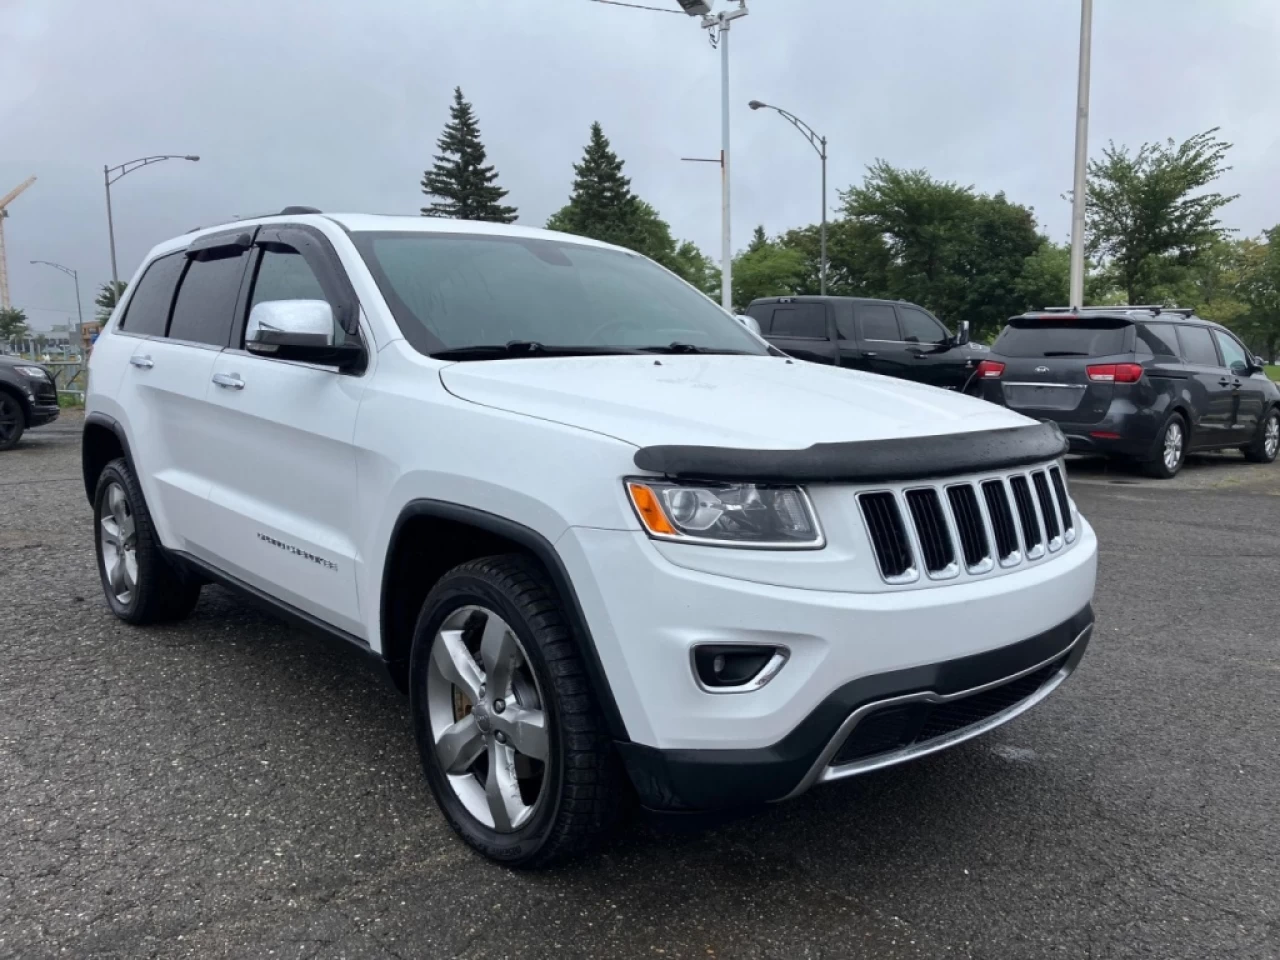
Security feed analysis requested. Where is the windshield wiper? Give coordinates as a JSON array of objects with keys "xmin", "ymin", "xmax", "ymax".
[
  {"xmin": 430, "ymin": 341, "xmax": 644, "ymax": 361},
  {"xmin": 637, "ymin": 342, "xmax": 749, "ymax": 355}
]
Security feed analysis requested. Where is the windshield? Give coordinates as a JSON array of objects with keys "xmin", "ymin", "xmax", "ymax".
[
  {"xmin": 352, "ymin": 231, "xmax": 767, "ymax": 358},
  {"xmin": 994, "ymin": 318, "xmax": 1131, "ymax": 358}
]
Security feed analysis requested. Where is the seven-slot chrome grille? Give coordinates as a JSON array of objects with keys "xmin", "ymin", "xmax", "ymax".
[{"xmin": 858, "ymin": 463, "xmax": 1075, "ymax": 584}]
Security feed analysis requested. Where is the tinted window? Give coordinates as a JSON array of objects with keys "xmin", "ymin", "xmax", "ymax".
[
  {"xmin": 354, "ymin": 232, "xmax": 767, "ymax": 355},
  {"xmin": 993, "ymin": 318, "xmax": 1129, "ymax": 358},
  {"xmin": 118, "ymin": 253, "xmax": 184, "ymax": 337},
  {"xmin": 770, "ymin": 303, "xmax": 827, "ymax": 339},
  {"xmin": 898, "ymin": 306, "xmax": 947, "ymax": 344},
  {"xmin": 1136, "ymin": 322, "xmax": 1180, "ymax": 359},
  {"xmin": 858, "ymin": 304, "xmax": 900, "ymax": 341},
  {"xmin": 745, "ymin": 303, "xmax": 774, "ymax": 333},
  {"xmin": 168, "ymin": 253, "xmax": 246, "ymax": 346},
  {"xmin": 251, "ymin": 248, "xmax": 328, "ymax": 308},
  {"xmin": 1176, "ymin": 325, "xmax": 1220, "ymax": 366},
  {"xmin": 835, "ymin": 305, "xmax": 857, "ymax": 341},
  {"xmin": 1213, "ymin": 330, "xmax": 1249, "ymax": 370}
]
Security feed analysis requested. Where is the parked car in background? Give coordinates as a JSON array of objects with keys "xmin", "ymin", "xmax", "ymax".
[
  {"xmin": 977, "ymin": 306, "xmax": 1280, "ymax": 478},
  {"xmin": 745, "ymin": 296, "xmax": 982, "ymax": 391},
  {"xmin": 0, "ymin": 355, "xmax": 59, "ymax": 450}
]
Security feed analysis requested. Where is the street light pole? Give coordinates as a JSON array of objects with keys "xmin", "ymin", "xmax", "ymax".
[
  {"xmin": 1068, "ymin": 0, "xmax": 1093, "ymax": 309},
  {"xmin": 701, "ymin": 2, "xmax": 748, "ymax": 312},
  {"xmin": 749, "ymin": 100, "xmax": 828, "ymax": 294},
  {"xmin": 104, "ymin": 154, "xmax": 200, "ymax": 283},
  {"xmin": 29, "ymin": 259, "xmax": 83, "ymax": 341}
]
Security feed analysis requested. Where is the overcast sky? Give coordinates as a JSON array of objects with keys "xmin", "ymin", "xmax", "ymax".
[{"xmin": 3, "ymin": 0, "xmax": 1278, "ymax": 330}]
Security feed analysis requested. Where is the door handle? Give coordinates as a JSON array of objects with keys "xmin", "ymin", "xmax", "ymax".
[
  {"xmin": 1218, "ymin": 377, "xmax": 1232, "ymax": 386},
  {"xmin": 862, "ymin": 351, "xmax": 877, "ymax": 358},
  {"xmin": 1233, "ymin": 379, "xmax": 1242, "ymax": 389},
  {"xmin": 129, "ymin": 355, "xmax": 154, "ymax": 369},
  {"xmin": 212, "ymin": 372, "xmax": 245, "ymax": 390},
  {"xmin": 911, "ymin": 354, "xmax": 929, "ymax": 360}
]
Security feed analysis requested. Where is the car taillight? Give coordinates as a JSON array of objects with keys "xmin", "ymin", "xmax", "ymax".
[
  {"xmin": 1086, "ymin": 363, "xmax": 1143, "ymax": 383},
  {"xmin": 976, "ymin": 360, "xmax": 1005, "ymax": 379}
]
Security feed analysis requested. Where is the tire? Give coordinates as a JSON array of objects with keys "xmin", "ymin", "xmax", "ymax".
[
  {"xmin": 1241, "ymin": 408, "xmax": 1280, "ymax": 464},
  {"xmin": 0, "ymin": 392, "xmax": 26, "ymax": 451},
  {"xmin": 93, "ymin": 458, "xmax": 201, "ymax": 623},
  {"xmin": 409, "ymin": 554, "xmax": 622, "ymax": 868},
  {"xmin": 1142, "ymin": 413, "xmax": 1187, "ymax": 479}
]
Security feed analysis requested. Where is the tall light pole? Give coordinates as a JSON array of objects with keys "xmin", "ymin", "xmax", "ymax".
[
  {"xmin": 30, "ymin": 260, "xmax": 83, "ymax": 342},
  {"xmin": 702, "ymin": 2, "xmax": 748, "ymax": 311},
  {"xmin": 104, "ymin": 154, "xmax": 200, "ymax": 283},
  {"xmin": 749, "ymin": 100, "xmax": 828, "ymax": 295},
  {"xmin": 1068, "ymin": 0, "xmax": 1093, "ymax": 309}
]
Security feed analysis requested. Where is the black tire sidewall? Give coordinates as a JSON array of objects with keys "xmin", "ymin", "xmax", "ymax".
[
  {"xmin": 1150, "ymin": 414, "xmax": 1187, "ymax": 478},
  {"xmin": 409, "ymin": 570, "xmax": 565, "ymax": 865},
  {"xmin": 0, "ymin": 394, "xmax": 25, "ymax": 451}
]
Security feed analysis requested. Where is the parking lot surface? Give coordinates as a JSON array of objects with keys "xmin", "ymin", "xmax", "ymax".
[{"xmin": 2, "ymin": 412, "xmax": 1278, "ymax": 959}]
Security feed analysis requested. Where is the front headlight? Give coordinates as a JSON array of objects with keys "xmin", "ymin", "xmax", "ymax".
[
  {"xmin": 14, "ymin": 365, "xmax": 49, "ymax": 379},
  {"xmin": 625, "ymin": 479, "xmax": 823, "ymax": 549}
]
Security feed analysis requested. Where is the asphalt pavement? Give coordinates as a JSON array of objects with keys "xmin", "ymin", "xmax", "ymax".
[{"xmin": 2, "ymin": 412, "xmax": 1277, "ymax": 959}]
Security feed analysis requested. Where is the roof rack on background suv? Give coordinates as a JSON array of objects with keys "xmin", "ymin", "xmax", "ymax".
[{"xmin": 1040, "ymin": 305, "xmax": 1195, "ymax": 317}]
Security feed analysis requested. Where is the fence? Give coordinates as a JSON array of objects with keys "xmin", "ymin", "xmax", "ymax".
[{"xmin": 45, "ymin": 360, "xmax": 87, "ymax": 400}]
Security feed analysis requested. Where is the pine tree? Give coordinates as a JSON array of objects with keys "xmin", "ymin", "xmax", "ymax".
[
  {"xmin": 747, "ymin": 225, "xmax": 769, "ymax": 253},
  {"xmin": 546, "ymin": 122, "xmax": 641, "ymax": 248},
  {"xmin": 421, "ymin": 87, "xmax": 518, "ymax": 223}
]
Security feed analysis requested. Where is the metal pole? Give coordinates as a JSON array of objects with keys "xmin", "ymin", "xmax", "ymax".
[
  {"xmin": 719, "ymin": 16, "xmax": 733, "ymax": 312},
  {"xmin": 72, "ymin": 270, "xmax": 83, "ymax": 343},
  {"xmin": 1068, "ymin": 0, "xmax": 1092, "ymax": 309},
  {"xmin": 105, "ymin": 165, "xmax": 119, "ymax": 285},
  {"xmin": 820, "ymin": 138, "xmax": 828, "ymax": 296}
]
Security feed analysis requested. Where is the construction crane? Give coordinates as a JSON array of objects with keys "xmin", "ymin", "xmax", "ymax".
[{"xmin": 0, "ymin": 176, "xmax": 37, "ymax": 310}]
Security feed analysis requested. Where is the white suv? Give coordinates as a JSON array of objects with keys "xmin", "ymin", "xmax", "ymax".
[{"xmin": 84, "ymin": 211, "xmax": 1097, "ymax": 867}]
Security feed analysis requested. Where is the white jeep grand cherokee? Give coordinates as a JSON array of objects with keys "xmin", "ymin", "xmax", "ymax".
[{"xmin": 84, "ymin": 211, "xmax": 1097, "ymax": 867}]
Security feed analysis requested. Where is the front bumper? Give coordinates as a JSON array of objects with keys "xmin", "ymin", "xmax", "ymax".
[
  {"xmin": 29, "ymin": 401, "xmax": 60, "ymax": 428},
  {"xmin": 617, "ymin": 607, "xmax": 1093, "ymax": 810}
]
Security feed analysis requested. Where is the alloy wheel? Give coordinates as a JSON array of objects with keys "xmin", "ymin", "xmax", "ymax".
[
  {"xmin": 1163, "ymin": 421, "xmax": 1184, "ymax": 472},
  {"xmin": 99, "ymin": 482, "xmax": 138, "ymax": 605},
  {"xmin": 0, "ymin": 395, "xmax": 20, "ymax": 445},
  {"xmin": 1265, "ymin": 415, "xmax": 1279, "ymax": 459},
  {"xmin": 425, "ymin": 605, "xmax": 549, "ymax": 832}
]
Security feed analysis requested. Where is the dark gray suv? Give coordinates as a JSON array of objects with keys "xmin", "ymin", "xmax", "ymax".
[
  {"xmin": 978, "ymin": 307, "xmax": 1280, "ymax": 478},
  {"xmin": 0, "ymin": 354, "xmax": 59, "ymax": 450}
]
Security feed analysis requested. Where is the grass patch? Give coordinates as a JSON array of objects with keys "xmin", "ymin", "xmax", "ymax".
[
  {"xmin": 57, "ymin": 393, "xmax": 85, "ymax": 409},
  {"xmin": 1266, "ymin": 365, "xmax": 1280, "ymax": 382}
]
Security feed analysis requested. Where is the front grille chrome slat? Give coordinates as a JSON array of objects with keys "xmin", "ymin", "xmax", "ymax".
[{"xmin": 861, "ymin": 463, "xmax": 1077, "ymax": 585}]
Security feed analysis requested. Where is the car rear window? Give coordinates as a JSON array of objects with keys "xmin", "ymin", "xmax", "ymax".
[{"xmin": 993, "ymin": 318, "xmax": 1130, "ymax": 358}]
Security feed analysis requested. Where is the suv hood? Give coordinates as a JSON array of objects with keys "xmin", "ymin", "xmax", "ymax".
[{"xmin": 440, "ymin": 355, "xmax": 1032, "ymax": 450}]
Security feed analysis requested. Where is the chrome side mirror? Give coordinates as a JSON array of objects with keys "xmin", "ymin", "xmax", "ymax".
[
  {"xmin": 736, "ymin": 314, "xmax": 762, "ymax": 337},
  {"xmin": 245, "ymin": 300, "xmax": 363, "ymax": 371},
  {"xmin": 954, "ymin": 320, "xmax": 971, "ymax": 347}
]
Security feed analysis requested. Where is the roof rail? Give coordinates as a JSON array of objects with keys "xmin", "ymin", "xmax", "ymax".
[{"xmin": 1039, "ymin": 304, "xmax": 1196, "ymax": 317}]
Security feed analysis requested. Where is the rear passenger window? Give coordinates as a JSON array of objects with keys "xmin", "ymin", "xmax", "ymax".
[
  {"xmin": 1136, "ymin": 322, "xmax": 1180, "ymax": 359},
  {"xmin": 168, "ymin": 252, "xmax": 247, "ymax": 346},
  {"xmin": 770, "ymin": 303, "xmax": 827, "ymax": 339},
  {"xmin": 858, "ymin": 304, "xmax": 900, "ymax": 341},
  {"xmin": 117, "ymin": 253, "xmax": 184, "ymax": 337},
  {"xmin": 1176, "ymin": 326, "xmax": 1220, "ymax": 367}
]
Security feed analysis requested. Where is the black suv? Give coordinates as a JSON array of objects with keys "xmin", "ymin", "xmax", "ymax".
[
  {"xmin": 745, "ymin": 296, "xmax": 981, "ymax": 391},
  {"xmin": 0, "ymin": 354, "xmax": 59, "ymax": 450},
  {"xmin": 978, "ymin": 307, "xmax": 1280, "ymax": 478}
]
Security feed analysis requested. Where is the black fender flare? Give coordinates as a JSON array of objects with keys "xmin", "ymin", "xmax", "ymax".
[
  {"xmin": 380, "ymin": 499, "xmax": 630, "ymax": 742},
  {"xmin": 82, "ymin": 412, "xmax": 138, "ymax": 504}
]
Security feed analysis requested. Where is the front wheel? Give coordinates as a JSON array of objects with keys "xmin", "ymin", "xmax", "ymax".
[
  {"xmin": 1142, "ymin": 413, "xmax": 1187, "ymax": 479},
  {"xmin": 1242, "ymin": 408, "xmax": 1280, "ymax": 464},
  {"xmin": 0, "ymin": 392, "xmax": 26, "ymax": 451},
  {"xmin": 409, "ymin": 555, "xmax": 623, "ymax": 868}
]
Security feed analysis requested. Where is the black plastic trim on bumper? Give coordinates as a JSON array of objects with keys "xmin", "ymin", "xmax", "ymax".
[
  {"xmin": 632, "ymin": 421, "xmax": 1068, "ymax": 483},
  {"xmin": 615, "ymin": 605, "xmax": 1094, "ymax": 812},
  {"xmin": 30, "ymin": 403, "xmax": 60, "ymax": 427}
]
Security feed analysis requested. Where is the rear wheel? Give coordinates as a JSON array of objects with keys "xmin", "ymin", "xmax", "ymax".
[
  {"xmin": 0, "ymin": 393, "xmax": 26, "ymax": 451},
  {"xmin": 94, "ymin": 459, "xmax": 202, "ymax": 623},
  {"xmin": 1142, "ymin": 413, "xmax": 1187, "ymax": 479},
  {"xmin": 1242, "ymin": 408, "xmax": 1280, "ymax": 464},
  {"xmin": 409, "ymin": 555, "xmax": 622, "ymax": 868}
]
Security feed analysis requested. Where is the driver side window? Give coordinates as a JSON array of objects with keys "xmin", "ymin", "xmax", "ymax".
[
  {"xmin": 1213, "ymin": 329, "xmax": 1249, "ymax": 372},
  {"xmin": 898, "ymin": 306, "xmax": 947, "ymax": 344},
  {"xmin": 247, "ymin": 247, "xmax": 341, "ymax": 346}
]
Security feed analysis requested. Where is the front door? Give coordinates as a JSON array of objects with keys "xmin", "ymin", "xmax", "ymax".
[
  {"xmin": 1212, "ymin": 329, "xmax": 1264, "ymax": 443},
  {"xmin": 895, "ymin": 304, "xmax": 966, "ymax": 389},
  {"xmin": 852, "ymin": 301, "xmax": 911, "ymax": 379},
  {"xmin": 197, "ymin": 230, "xmax": 369, "ymax": 637}
]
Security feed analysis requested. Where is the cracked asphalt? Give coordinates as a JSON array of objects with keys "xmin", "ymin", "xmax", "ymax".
[{"xmin": 2, "ymin": 411, "xmax": 1278, "ymax": 959}]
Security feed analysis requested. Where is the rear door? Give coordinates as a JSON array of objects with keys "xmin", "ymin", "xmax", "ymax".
[
  {"xmin": 1174, "ymin": 324, "xmax": 1232, "ymax": 446},
  {"xmin": 762, "ymin": 300, "xmax": 837, "ymax": 364},
  {"xmin": 988, "ymin": 316, "xmax": 1132, "ymax": 423},
  {"xmin": 1212, "ymin": 328, "xmax": 1264, "ymax": 442}
]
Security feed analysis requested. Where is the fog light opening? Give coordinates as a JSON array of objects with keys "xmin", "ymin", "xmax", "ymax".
[{"xmin": 692, "ymin": 644, "xmax": 789, "ymax": 693}]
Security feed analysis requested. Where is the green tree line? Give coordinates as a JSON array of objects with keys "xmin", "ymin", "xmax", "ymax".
[{"xmin": 422, "ymin": 90, "xmax": 1279, "ymax": 358}]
